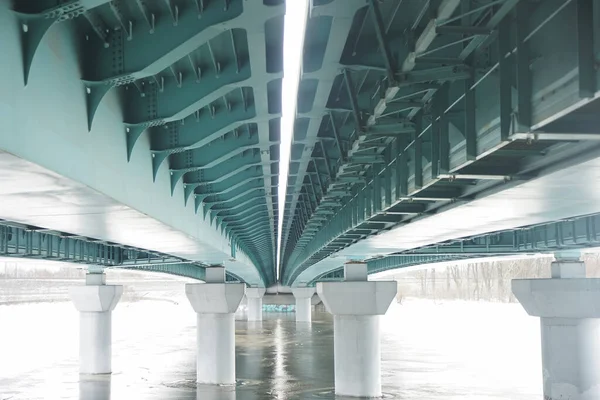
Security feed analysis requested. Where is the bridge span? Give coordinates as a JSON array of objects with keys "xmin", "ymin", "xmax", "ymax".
[{"xmin": 3, "ymin": 0, "xmax": 600, "ymax": 398}]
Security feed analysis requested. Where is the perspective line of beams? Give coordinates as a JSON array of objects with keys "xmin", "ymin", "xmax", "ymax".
[
  {"xmin": 282, "ymin": 0, "xmax": 522, "ymax": 282},
  {"xmin": 288, "ymin": 0, "xmax": 588, "ymax": 284},
  {"xmin": 84, "ymin": 2, "xmax": 285, "ymax": 127},
  {"xmin": 14, "ymin": 0, "xmax": 282, "ymax": 283},
  {"xmin": 280, "ymin": 0, "xmax": 368, "ymax": 262}
]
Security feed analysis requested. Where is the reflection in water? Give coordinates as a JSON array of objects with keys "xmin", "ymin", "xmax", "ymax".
[
  {"xmin": 1, "ymin": 299, "xmax": 543, "ymax": 400},
  {"xmin": 272, "ymin": 319, "xmax": 288, "ymax": 399},
  {"xmin": 79, "ymin": 376, "xmax": 111, "ymax": 400},
  {"xmin": 79, "ymin": 378, "xmax": 239, "ymax": 400},
  {"xmin": 196, "ymin": 384, "xmax": 236, "ymax": 400}
]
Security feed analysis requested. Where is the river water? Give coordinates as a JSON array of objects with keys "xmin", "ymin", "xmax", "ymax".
[{"xmin": 0, "ymin": 297, "xmax": 542, "ymax": 399}]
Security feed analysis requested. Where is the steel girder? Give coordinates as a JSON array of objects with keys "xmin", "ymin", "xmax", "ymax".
[
  {"xmin": 309, "ymin": 254, "xmax": 482, "ymax": 286},
  {"xmin": 309, "ymin": 211, "xmax": 600, "ymax": 285},
  {"xmin": 12, "ymin": 0, "xmax": 284, "ymax": 286},
  {"xmin": 0, "ymin": 218, "xmax": 246, "ymax": 281},
  {"xmin": 120, "ymin": 264, "xmax": 242, "ymax": 281},
  {"xmin": 281, "ymin": 0, "xmax": 600, "ymax": 286}
]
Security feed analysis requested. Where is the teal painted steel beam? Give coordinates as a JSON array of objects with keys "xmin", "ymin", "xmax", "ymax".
[
  {"xmin": 222, "ymin": 212, "xmax": 269, "ymax": 228},
  {"xmin": 0, "ymin": 218, "xmax": 252, "ymax": 283},
  {"xmin": 82, "ymin": 1, "xmax": 284, "ymax": 128},
  {"xmin": 220, "ymin": 206, "xmax": 268, "ymax": 222},
  {"xmin": 118, "ymin": 263, "xmax": 240, "ymax": 282},
  {"xmin": 311, "ymin": 210, "xmax": 600, "ymax": 283},
  {"xmin": 194, "ymin": 176, "xmax": 266, "ymax": 201},
  {"xmin": 123, "ymin": 62, "xmax": 252, "ymax": 126},
  {"xmin": 170, "ymin": 143, "xmax": 261, "ymax": 195},
  {"xmin": 119, "ymin": 263, "xmax": 206, "ymax": 281},
  {"xmin": 214, "ymin": 202, "xmax": 266, "ymax": 218},
  {"xmin": 577, "ymin": 0, "xmax": 596, "ymax": 98},
  {"xmin": 280, "ymin": 0, "xmax": 368, "ymax": 267},
  {"xmin": 231, "ymin": 230, "xmax": 272, "ymax": 243},
  {"xmin": 110, "ymin": 0, "xmax": 282, "ymax": 277},
  {"xmin": 514, "ymin": 1, "xmax": 531, "ymax": 134},
  {"xmin": 183, "ymin": 161, "xmax": 273, "ymax": 205},
  {"xmin": 342, "ymin": 69, "xmax": 365, "ymax": 135},
  {"xmin": 368, "ymin": 0, "xmax": 396, "ymax": 85},
  {"xmin": 202, "ymin": 186, "xmax": 267, "ymax": 217},
  {"xmin": 282, "ymin": 2, "xmax": 469, "ymax": 270},
  {"xmin": 6, "ymin": 0, "xmax": 283, "ymax": 287},
  {"xmin": 206, "ymin": 196, "xmax": 266, "ymax": 217},
  {"xmin": 13, "ymin": 0, "xmax": 111, "ymax": 85},
  {"xmin": 150, "ymin": 103, "xmax": 259, "ymax": 179},
  {"xmin": 283, "ymin": 0, "xmax": 567, "ymax": 283}
]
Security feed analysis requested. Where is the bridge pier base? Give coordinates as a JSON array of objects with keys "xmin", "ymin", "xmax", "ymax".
[
  {"xmin": 246, "ymin": 287, "xmax": 265, "ymax": 321},
  {"xmin": 512, "ymin": 252, "xmax": 600, "ymax": 400},
  {"xmin": 185, "ymin": 267, "xmax": 245, "ymax": 385},
  {"xmin": 317, "ymin": 262, "xmax": 396, "ymax": 397},
  {"xmin": 292, "ymin": 287, "xmax": 315, "ymax": 323},
  {"xmin": 69, "ymin": 273, "xmax": 123, "ymax": 375}
]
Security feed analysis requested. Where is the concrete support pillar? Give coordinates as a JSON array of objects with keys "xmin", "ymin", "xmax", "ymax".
[
  {"xmin": 185, "ymin": 266, "xmax": 245, "ymax": 385},
  {"xmin": 69, "ymin": 273, "xmax": 123, "ymax": 375},
  {"xmin": 317, "ymin": 262, "xmax": 396, "ymax": 397},
  {"xmin": 292, "ymin": 287, "xmax": 315, "ymax": 323},
  {"xmin": 246, "ymin": 287, "xmax": 265, "ymax": 321},
  {"xmin": 512, "ymin": 253, "xmax": 600, "ymax": 400}
]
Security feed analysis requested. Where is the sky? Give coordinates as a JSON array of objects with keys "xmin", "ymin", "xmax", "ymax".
[{"xmin": 276, "ymin": 0, "xmax": 309, "ymax": 278}]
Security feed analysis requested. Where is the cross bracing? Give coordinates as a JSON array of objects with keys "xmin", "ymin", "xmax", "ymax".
[
  {"xmin": 0, "ymin": 218, "xmax": 243, "ymax": 281},
  {"xmin": 310, "ymin": 212, "xmax": 600, "ymax": 285},
  {"xmin": 13, "ymin": 0, "xmax": 284, "ymax": 286},
  {"xmin": 281, "ymin": 0, "xmax": 600, "ymax": 286},
  {"xmin": 7, "ymin": 0, "xmax": 600, "ymax": 287}
]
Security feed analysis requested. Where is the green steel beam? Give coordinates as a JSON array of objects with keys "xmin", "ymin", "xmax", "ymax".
[
  {"xmin": 13, "ymin": 0, "xmax": 112, "ymax": 85},
  {"xmin": 282, "ymin": 0, "xmax": 599, "ymax": 285},
  {"xmin": 81, "ymin": 1, "xmax": 284, "ymax": 130},
  {"xmin": 0, "ymin": 218, "xmax": 248, "ymax": 283},
  {"xmin": 9, "ymin": 0, "xmax": 283, "ymax": 287}
]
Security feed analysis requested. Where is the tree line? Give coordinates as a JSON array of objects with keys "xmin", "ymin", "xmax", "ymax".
[
  {"xmin": 0, "ymin": 262, "xmax": 84, "ymax": 279},
  {"xmin": 390, "ymin": 253, "xmax": 600, "ymax": 303}
]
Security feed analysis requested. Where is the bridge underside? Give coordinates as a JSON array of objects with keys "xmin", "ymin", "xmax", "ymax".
[
  {"xmin": 2, "ymin": 0, "xmax": 600, "ymax": 287},
  {"xmin": 281, "ymin": 0, "xmax": 600, "ymax": 286},
  {"xmin": 2, "ymin": 0, "xmax": 285, "ymax": 286},
  {"xmin": 0, "ymin": 151, "xmax": 246, "ymax": 282},
  {"xmin": 310, "ymin": 211, "xmax": 600, "ymax": 285}
]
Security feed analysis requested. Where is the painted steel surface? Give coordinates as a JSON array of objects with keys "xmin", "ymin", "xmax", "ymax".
[
  {"xmin": 282, "ymin": 0, "xmax": 600, "ymax": 286},
  {"xmin": 1, "ymin": 0, "xmax": 284, "ymax": 286},
  {"xmin": 3, "ymin": 0, "xmax": 600, "ymax": 287}
]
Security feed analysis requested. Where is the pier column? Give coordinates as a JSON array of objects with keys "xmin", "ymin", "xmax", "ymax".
[
  {"xmin": 246, "ymin": 287, "xmax": 265, "ymax": 321},
  {"xmin": 512, "ymin": 252, "xmax": 600, "ymax": 400},
  {"xmin": 69, "ymin": 273, "xmax": 123, "ymax": 375},
  {"xmin": 292, "ymin": 287, "xmax": 315, "ymax": 323},
  {"xmin": 186, "ymin": 266, "xmax": 245, "ymax": 385},
  {"xmin": 317, "ymin": 262, "xmax": 396, "ymax": 397}
]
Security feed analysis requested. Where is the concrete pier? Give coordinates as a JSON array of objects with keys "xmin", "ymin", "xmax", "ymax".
[
  {"xmin": 513, "ymin": 252, "xmax": 600, "ymax": 400},
  {"xmin": 185, "ymin": 267, "xmax": 245, "ymax": 385},
  {"xmin": 69, "ymin": 273, "xmax": 123, "ymax": 375},
  {"xmin": 292, "ymin": 287, "xmax": 315, "ymax": 323},
  {"xmin": 317, "ymin": 262, "xmax": 396, "ymax": 397},
  {"xmin": 246, "ymin": 287, "xmax": 266, "ymax": 322}
]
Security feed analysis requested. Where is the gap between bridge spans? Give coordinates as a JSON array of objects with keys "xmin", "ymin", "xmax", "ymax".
[{"xmin": 276, "ymin": 0, "xmax": 310, "ymax": 280}]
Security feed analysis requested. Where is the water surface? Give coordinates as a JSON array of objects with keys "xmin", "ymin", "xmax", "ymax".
[{"xmin": 0, "ymin": 298, "xmax": 542, "ymax": 399}]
